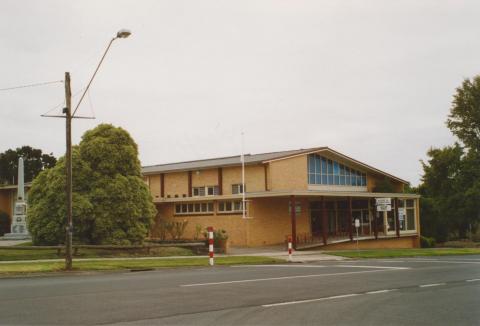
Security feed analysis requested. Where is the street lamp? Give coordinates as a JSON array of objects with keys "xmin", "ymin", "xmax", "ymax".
[
  {"xmin": 43, "ymin": 29, "xmax": 131, "ymax": 270},
  {"xmin": 117, "ymin": 29, "xmax": 132, "ymax": 38},
  {"xmin": 72, "ymin": 29, "xmax": 132, "ymax": 116}
]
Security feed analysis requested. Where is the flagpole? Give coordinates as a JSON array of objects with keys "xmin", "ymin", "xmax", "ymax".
[{"xmin": 241, "ymin": 132, "xmax": 246, "ymax": 219}]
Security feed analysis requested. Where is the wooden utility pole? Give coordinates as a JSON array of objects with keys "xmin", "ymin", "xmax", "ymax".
[{"xmin": 64, "ymin": 72, "xmax": 73, "ymax": 270}]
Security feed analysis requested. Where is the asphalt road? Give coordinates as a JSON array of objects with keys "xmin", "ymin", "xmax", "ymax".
[{"xmin": 0, "ymin": 255, "xmax": 479, "ymax": 325}]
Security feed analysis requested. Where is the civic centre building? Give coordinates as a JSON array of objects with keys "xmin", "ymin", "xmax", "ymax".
[{"xmin": 143, "ymin": 147, "xmax": 421, "ymax": 249}]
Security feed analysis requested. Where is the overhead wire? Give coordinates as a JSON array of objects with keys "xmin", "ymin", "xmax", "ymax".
[{"xmin": 0, "ymin": 80, "xmax": 63, "ymax": 92}]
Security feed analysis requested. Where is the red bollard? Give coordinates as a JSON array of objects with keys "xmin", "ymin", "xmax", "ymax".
[
  {"xmin": 288, "ymin": 235, "xmax": 293, "ymax": 262},
  {"xmin": 207, "ymin": 226, "xmax": 214, "ymax": 266}
]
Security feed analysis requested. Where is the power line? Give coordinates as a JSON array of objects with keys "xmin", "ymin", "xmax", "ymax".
[{"xmin": 0, "ymin": 80, "xmax": 63, "ymax": 92}]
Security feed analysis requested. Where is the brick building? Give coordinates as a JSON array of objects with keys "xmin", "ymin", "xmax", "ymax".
[{"xmin": 143, "ymin": 147, "xmax": 421, "ymax": 249}]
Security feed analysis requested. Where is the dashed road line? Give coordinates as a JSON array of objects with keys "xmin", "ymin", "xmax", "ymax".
[
  {"xmin": 180, "ymin": 269, "xmax": 398, "ymax": 287},
  {"xmin": 262, "ymin": 293, "xmax": 361, "ymax": 307},
  {"xmin": 406, "ymin": 259, "xmax": 480, "ymax": 264},
  {"xmin": 335, "ymin": 265, "xmax": 410, "ymax": 270},
  {"xmin": 262, "ymin": 280, "xmax": 478, "ymax": 308},
  {"xmin": 466, "ymin": 279, "xmax": 480, "ymax": 282},
  {"xmin": 419, "ymin": 283, "xmax": 446, "ymax": 288},
  {"xmin": 231, "ymin": 264, "xmax": 327, "ymax": 268},
  {"xmin": 366, "ymin": 289, "xmax": 397, "ymax": 294}
]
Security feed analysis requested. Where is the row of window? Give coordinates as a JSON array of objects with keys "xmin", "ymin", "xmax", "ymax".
[
  {"xmin": 308, "ymin": 154, "xmax": 367, "ymax": 186},
  {"xmin": 191, "ymin": 184, "xmax": 245, "ymax": 197},
  {"xmin": 192, "ymin": 186, "xmax": 219, "ymax": 197},
  {"xmin": 175, "ymin": 200, "xmax": 245, "ymax": 215}
]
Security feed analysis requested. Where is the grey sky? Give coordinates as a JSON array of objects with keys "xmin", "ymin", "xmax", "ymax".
[{"xmin": 1, "ymin": 1, "xmax": 478, "ymax": 185}]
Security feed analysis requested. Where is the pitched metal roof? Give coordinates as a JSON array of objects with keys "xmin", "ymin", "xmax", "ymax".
[
  {"xmin": 141, "ymin": 146, "xmax": 409, "ymax": 184},
  {"xmin": 142, "ymin": 147, "xmax": 326, "ymax": 174}
]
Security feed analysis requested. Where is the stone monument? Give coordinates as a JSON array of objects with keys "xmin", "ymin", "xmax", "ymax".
[{"xmin": 2, "ymin": 157, "xmax": 31, "ymax": 240}]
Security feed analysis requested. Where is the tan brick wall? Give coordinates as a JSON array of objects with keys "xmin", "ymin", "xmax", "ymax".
[
  {"xmin": 148, "ymin": 175, "xmax": 161, "ymax": 200},
  {"xmin": 325, "ymin": 236, "xmax": 418, "ymax": 250},
  {"xmin": 367, "ymin": 174, "xmax": 405, "ymax": 193},
  {"xmin": 164, "ymin": 172, "xmax": 188, "ymax": 198},
  {"xmin": 192, "ymin": 169, "xmax": 218, "ymax": 187},
  {"xmin": 150, "ymin": 202, "xmax": 248, "ymax": 246},
  {"xmin": 151, "ymin": 196, "xmax": 311, "ymax": 247},
  {"xmin": 269, "ymin": 156, "xmax": 308, "ymax": 191},
  {"xmin": 247, "ymin": 197, "xmax": 310, "ymax": 246},
  {"xmin": 222, "ymin": 165, "xmax": 265, "ymax": 195},
  {"xmin": 0, "ymin": 190, "xmax": 12, "ymax": 218}
]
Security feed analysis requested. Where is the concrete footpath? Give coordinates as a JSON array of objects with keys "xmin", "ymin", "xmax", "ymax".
[{"xmin": 228, "ymin": 246, "xmax": 346, "ymax": 262}]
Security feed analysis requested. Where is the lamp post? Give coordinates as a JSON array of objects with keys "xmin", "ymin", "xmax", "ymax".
[{"xmin": 44, "ymin": 29, "xmax": 131, "ymax": 270}]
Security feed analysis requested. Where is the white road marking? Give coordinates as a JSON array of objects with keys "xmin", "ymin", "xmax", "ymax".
[
  {"xmin": 181, "ymin": 269, "xmax": 398, "ymax": 287},
  {"xmin": 262, "ymin": 293, "xmax": 361, "ymax": 307},
  {"xmin": 366, "ymin": 289, "xmax": 398, "ymax": 294},
  {"xmin": 419, "ymin": 283, "xmax": 446, "ymax": 288},
  {"xmin": 231, "ymin": 264, "xmax": 327, "ymax": 268},
  {"xmin": 335, "ymin": 265, "xmax": 410, "ymax": 270},
  {"xmin": 466, "ymin": 279, "xmax": 480, "ymax": 282},
  {"xmin": 406, "ymin": 259, "xmax": 480, "ymax": 264}
]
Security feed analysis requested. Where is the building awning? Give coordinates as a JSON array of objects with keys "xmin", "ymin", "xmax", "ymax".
[{"xmin": 154, "ymin": 190, "xmax": 420, "ymax": 203}]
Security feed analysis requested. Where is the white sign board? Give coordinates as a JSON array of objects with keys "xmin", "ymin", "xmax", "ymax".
[
  {"xmin": 354, "ymin": 219, "xmax": 360, "ymax": 228},
  {"xmin": 377, "ymin": 204, "xmax": 392, "ymax": 212},
  {"xmin": 398, "ymin": 208, "xmax": 406, "ymax": 221},
  {"xmin": 376, "ymin": 198, "xmax": 391, "ymax": 206}
]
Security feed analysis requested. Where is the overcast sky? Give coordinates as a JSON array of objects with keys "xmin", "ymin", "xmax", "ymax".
[{"xmin": 1, "ymin": 1, "xmax": 478, "ymax": 185}]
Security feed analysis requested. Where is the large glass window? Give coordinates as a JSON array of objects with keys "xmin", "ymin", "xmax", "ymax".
[{"xmin": 307, "ymin": 154, "xmax": 367, "ymax": 187}]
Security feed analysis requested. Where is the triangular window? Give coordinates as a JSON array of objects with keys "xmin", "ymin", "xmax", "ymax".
[{"xmin": 308, "ymin": 154, "xmax": 366, "ymax": 186}]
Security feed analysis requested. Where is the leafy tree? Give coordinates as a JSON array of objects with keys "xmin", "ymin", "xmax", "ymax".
[
  {"xmin": 27, "ymin": 124, "xmax": 156, "ymax": 245},
  {"xmin": 418, "ymin": 75, "xmax": 480, "ymax": 241},
  {"xmin": 0, "ymin": 146, "xmax": 56, "ymax": 185},
  {"xmin": 447, "ymin": 76, "xmax": 480, "ymax": 152},
  {"xmin": 419, "ymin": 145, "xmax": 465, "ymax": 241}
]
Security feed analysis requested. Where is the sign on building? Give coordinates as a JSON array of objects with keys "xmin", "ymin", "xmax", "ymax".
[{"xmin": 376, "ymin": 198, "xmax": 391, "ymax": 212}]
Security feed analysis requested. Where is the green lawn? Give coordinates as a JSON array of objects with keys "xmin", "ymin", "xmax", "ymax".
[
  {"xmin": 0, "ymin": 256, "xmax": 284, "ymax": 275},
  {"xmin": 0, "ymin": 247, "xmax": 194, "ymax": 261},
  {"xmin": 325, "ymin": 248, "xmax": 480, "ymax": 259}
]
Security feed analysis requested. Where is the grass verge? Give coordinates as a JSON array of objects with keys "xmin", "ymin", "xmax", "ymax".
[
  {"xmin": 325, "ymin": 248, "xmax": 480, "ymax": 259},
  {"xmin": 0, "ymin": 247, "xmax": 194, "ymax": 261},
  {"xmin": 0, "ymin": 256, "xmax": 284, "ymax": 275}
]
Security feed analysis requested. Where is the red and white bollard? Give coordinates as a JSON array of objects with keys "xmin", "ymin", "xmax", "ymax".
[
  {"xmin": 288, "ymin": 235, "xmax": 293, "ymax": 262},
  {"xmin": 207, "ymin": 226, "xmax": 214, "ymax": 266}
]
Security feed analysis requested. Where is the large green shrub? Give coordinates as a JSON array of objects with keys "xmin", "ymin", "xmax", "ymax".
[{"xmin": 27, "ymin": 124, "xmax": 156, "ymax": 245}]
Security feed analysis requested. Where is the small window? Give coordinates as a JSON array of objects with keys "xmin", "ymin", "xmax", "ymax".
[
  {"xmin": 208, "ymin": 203, "xmax": 214, "ymax": 212},
  {"xmin": 226, "ymin": 202, "xmax": 232, "ymax": 211},
  {"xmin": 234, "ymin": 201, "xmax": 243, "ymax": 211},
  {"xmin": 194, "ymin": 203, "xmax": 201, "ymax": 212},
  {"xmin": 232, "ymin": 184, "xmax": 246, "ymax": 194},
  {"xmin": 175, "ymin": 205, "xmax": 181, "ymax": 214}
]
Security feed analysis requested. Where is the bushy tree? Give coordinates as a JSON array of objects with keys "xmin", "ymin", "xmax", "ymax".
[
  {"xmin": 27, "ymin": 124, "xmax": 156, "ymax": 245},
  {"xmin": 0, "ymin": 146, "xmax": 56, "ymax": 185},
  {"xmin": 419, "ymin": 75, "xmax": 480, "ymax": 241},
  {"xmin": 447, "ymin": 75, "xmax": 480, "ymax": 152}
]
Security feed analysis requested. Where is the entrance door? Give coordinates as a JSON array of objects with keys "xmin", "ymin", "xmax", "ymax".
[{"xmin": 310, "ymin": 209, "xmax": 323, "ymax": 237}]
